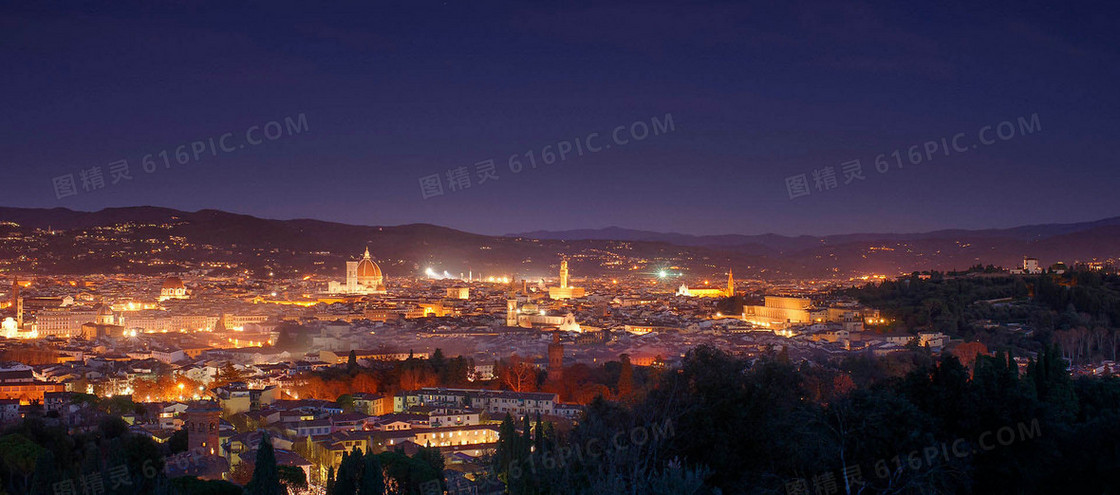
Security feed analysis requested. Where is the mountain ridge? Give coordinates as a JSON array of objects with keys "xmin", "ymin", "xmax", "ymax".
[
  {"xmin": 0, "ymin": 206, "xmax": 1117, "ymax": 278},
  {"xmin": 513, "ymin": 216, "xmax": 1120, "ymax": 249}
]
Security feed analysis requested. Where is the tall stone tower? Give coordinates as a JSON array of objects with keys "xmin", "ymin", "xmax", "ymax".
[
  {"xmin": 726, "ymin": 268, "xmax": 735, "ymax": 297},
  {"xmin": 184, "ymin": 401, "xmax": 222, "ymax": 455},
  {"xmin": 506, "ymin": 300, "xmax": 519, "ymax": 327},
  {"xmin": 559, "ymin": 260, "xmax": 569, "ymax": 289},
  {"xmin": 345, "ymin": 260, "xmax": 359, "ymax": 293},
  {"xmin": 11, "ymin": 281, "xmax": 22, "ymax": 327},
  {"xmin": 548, "ymin": 332, "xmax": 564, "ymax": 382}
]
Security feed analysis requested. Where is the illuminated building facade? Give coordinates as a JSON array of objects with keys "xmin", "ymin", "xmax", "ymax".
[
  {"xmin": 678, "ymin": 268, "xmax": 735, "ymax": 297},
  {"xmin": 1011, "ymin": 257, "xmax": 1044, "ymax": 275},
  {"xmin": 159, "ymin": 277, "xmax": 189, "ymax": 302},
  {"xmin": 743, "ymin": 296, "xmax": 813, "ymax": 328},
  {"xmin": 506, "ymin": 302, "xmax": 582, "ymax": 332},
  {"xmin": 0, "ymin": 281, "xmax": 35, "ymax": 339},
  {"xmin": 33, "ymin": 309, "xmax": 95, "ymax": 338},
  {"xmin": 81, "ymin": 303, "xmax": 126, "ymax": 339},
  {"xmin": 328, "ymin": 248, "xmax": 387, "ymax": 295},
  {"xmin": 218, "ymin": 313, "xmax": 269, "ymax": 331},
  {"xmin": 548, "ymin": 260, "xmax": 585, "ymax": 299},
  {"xmin": 81, "ymin": 322, "xmax": 125, "ymax": 340}
]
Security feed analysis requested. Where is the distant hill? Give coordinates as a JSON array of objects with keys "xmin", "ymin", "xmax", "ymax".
[
  {"xmin": 515, "ymin": 216, "xmax": 1120, "ymax": 252},
  {"xmin": 0, "ymin": 206, "xmax": 741, "ymax": 278},
  {"xmin": 0, "ymin": 206, "xmax": 1117, "ymax": 278}
]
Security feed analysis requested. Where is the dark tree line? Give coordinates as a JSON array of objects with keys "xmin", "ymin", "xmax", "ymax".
[
  {"xmin": 325, "ymin": 444, "xmax": 442, "ymax": 495},
  {"xmin": 292, "ymin": 347, "xmax": 476, "ymax": 402},
  {"xmin": 0, "ymin": 416, "xmax": 168, "ymax": 495},
  {"xmin": 497, "ymin": 344, "xmax": 1120, "ymax": 494},
  {"xmin": 845, "ymin": 270, "xmax": 1120, "ymax": 362}
]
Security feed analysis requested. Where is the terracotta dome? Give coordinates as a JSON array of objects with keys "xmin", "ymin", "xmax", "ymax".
[
  {"xmin": 356, "ymin": 258, "xmax": 382, "ymax": 279},
  {"xmin": 356, "ymin": 248, "xmax": 383, "ymax": 282}
]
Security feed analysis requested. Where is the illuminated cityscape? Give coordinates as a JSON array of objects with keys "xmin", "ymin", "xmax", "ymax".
[
  {"xmin": 0, "ymin": 211, "xmax": 1117, "ymax": 493},
  {"xmin": 2, "ymin": 2, "xmax": 1119, "ymax": 494}
]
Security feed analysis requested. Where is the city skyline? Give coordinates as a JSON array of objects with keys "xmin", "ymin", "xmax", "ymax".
[{"xmin": 1, "ymin": 2, "xmax": 1118, "ymax": 494}]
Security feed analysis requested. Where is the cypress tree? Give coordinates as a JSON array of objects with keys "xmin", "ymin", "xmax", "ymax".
[
  {"xmin": 335, "ymin": 449, "xmax": 362, "ymax": 495},
  {"xmin": 359, "ymin": 450, "xmax": 384, "ymax": 495},
  {"xmin": 521, "ymin": 415, "xmax": 532, "ymax": 456},
  {"xmin": 248, "ymin": 432, "xmax": 281, "ymax": 495},
  {"xmin": 533, "ymin": 413, "xmax": 543, "ymax": 453},
  {"xmin": 29, "ymin": 450, "xmax": 56, "ymax": 495},
  {"xmin": 496, "ymin": 413, "xmax": 517, "ymax": 473}
]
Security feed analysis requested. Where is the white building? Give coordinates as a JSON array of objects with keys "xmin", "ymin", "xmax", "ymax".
[{"xmin": 1012, "ymin": 257, "xmax": 1043, "ymax": 274}]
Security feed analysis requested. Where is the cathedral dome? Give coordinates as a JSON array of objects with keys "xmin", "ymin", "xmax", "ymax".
[
  {"xmin": 356, "ymin": 247, "xmax": 383, "ymax": 285},
  {"xmin": 356, "ymin": 258, "xmax": 382, "ymax": 279},
  {"xmin": 162, "ymin": 277, "xmax": 185, "ymax": 290}
]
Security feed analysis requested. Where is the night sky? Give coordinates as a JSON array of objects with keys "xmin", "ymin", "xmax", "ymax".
[{"xmin": 2, "ymin": 1, "xmax": 1117, "ymax": 236}]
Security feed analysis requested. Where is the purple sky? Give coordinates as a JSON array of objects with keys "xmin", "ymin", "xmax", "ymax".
[{"xmin": 1, "ymin": 1, "xmax": 1118, "ymax": 236}]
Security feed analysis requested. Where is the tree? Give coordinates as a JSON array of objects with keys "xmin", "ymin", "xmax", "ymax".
[
  {"xmin": 333, "ymin": 447, "xmax": 363, "ymax": 495},
  {"xmin": 216, "ymin": 361, "xmax": 245, "ymax": 388},
  {"xmin": 169, "ymin": 427, "xmax": 189, "ymax": 453},
  {"xmin": 399, "ymin": 365, "xmax": 437, "ymax": 391},
  {"xmin": 533, "ymin": 413, "xmax": 544, "ymax": 453},
  {"xmin": 338, "ymin": 394, "xmax": 356, "ymax": 413},
  {"xmin": 29, "ymin": 450, "xmax": 56, "ymax": 495},
  {"xmin": 618, "ymin": 354, "xmax": 634, "ymax": 398},
  {"xmin": 715, "ymin": 295, "xmax": 746, "ymax": 316},
  {"xmin": 495, "ymin": 414, "xmax": 519, "ymax": 476},
  {"xmin": 278, "ymin": 465, "xmax": 308, "ymax": 492},
  {"xmin": 0, "ymin": 433, "xmax": 45, "ymax": 494},
  {"xmin": 441, "ymin": 356, "xmax": 471, "ymax": 386},
  {"xmin": 98, "ymin": 415, "xmax": 130, "ymax": 439},
  {"xmin": 352, "ymin": 373, "xmax": 379, "ymax": 394},
  {"xmin": 415, "ymin": 445, "xmax": 445, "ymax": 485},
  {"xmin": 499, "ymin": 355, "xmax": 538, "ymax": 392},
  {"xmin": 348, "ymin": 350, "xmax": 359, "ymax": 373},
  {"xmin": 430, "ymin": 348, "xmax": 447, "ymax": 375},
  {"xmin": 378, "ymin": 451, "xmax": 441, "ymax": 494},
  {"xmin": 1027, "ymin": 344, "xmax": 1078, "ymax": 421},
  {"xmin": 170, "ymin": 476, "xmax": 245, "ymax": 495},
  {"xmin": 359, "ymin": 449, "xmax": 385, "ymax": 495},
  {"xmin": 247, "ymin": 433, "xmax": 281, "ymax": 495}
]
